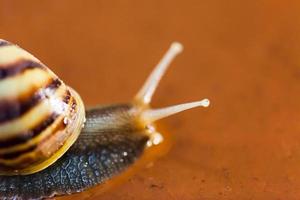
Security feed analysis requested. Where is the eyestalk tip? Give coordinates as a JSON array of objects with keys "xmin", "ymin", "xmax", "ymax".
[
  {"xmin": 200, "ymin": 98, "xmax": 210, "ymax": 107},
  {"xmin": 170, "ymin": 42, "xmax": 183, "ymax": 54}
]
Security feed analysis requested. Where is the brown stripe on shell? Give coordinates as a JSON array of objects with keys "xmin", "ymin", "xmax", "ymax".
[
  {"xmin": 0, "ymin": 59, "xmax": 44, "ymax": 79},
  {"xmin": 0, "ymin": 40, "xmax": 11, "ymax": 47},
  {"xmin": 0, "ymin": 96, "xmax": 74, "ymax": 166},
  {"xmin": 0, "ymin": 145, "xmax": 37, "ymax": 159},
  {"xmin": 0, "ymin": 79, "xmax": 62, "ymax": 123},
  {"xmin": 0, "ymin": 89, "xmax": 71, "ymax": 148},
  {"xmin": 0, "ymin": 127, "xmax": 63, "ymax": 168},
  {"xmin": 0, "ymin": 116, "xmax": 67, "ymax": 160},
  {"xmin": 0, "ymin": 113, "xmax": 59, "ymax": 148}
]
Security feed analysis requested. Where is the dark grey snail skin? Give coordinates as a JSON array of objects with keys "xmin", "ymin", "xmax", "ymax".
[{"xmin": 0, "ymin": 104, "xmax": 150, "ymax": 200}]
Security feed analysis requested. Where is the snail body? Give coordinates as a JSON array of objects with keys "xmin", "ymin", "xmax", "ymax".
[{"xmin": 0, "ymin": 39, "xmax": 209, "ymax": 199}]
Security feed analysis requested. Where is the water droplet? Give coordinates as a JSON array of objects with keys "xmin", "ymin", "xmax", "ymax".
[
  {"xmin": 152, "ymin": 133, "xmax": 163, "ymax": 145},
  {"xmin": 63, "ymin": 117, "xmax": 69, "ymax": 125},
  {"xmin": 147, "ymin": 141, "xmax": 153, "ymax": 147}
]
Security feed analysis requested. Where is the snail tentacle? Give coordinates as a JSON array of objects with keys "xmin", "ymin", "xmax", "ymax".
[
  {"xmin": 140, "ymin": 99, "xmax": 210, "ymax": 124},
  {"xmin": 135, "ymin": 42, "xmax": 183, "ymax": 105}
]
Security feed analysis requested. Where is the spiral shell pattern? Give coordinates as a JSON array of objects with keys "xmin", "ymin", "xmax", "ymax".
[{"xmin": 0, "ymin": 39, "xmax": 85, "ymax": 175}]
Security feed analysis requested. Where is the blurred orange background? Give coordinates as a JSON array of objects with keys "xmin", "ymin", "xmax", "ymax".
[{"xmin": 1, "ymin": 0, "xmax": 300, "ymax": 199}]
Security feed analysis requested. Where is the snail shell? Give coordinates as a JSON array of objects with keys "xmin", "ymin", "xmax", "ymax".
[
  {"xmin": 0, "ymin": 39, "xmax": 85, "ymax": 175},
  {"xmin": 0, "ymin": 39, "xmax": 209, "ymax": 199}
]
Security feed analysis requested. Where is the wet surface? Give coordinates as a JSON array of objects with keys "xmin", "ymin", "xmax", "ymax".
[{"xmin": 1, "ymin": 0, "xmax": 300, "ymax": 199}]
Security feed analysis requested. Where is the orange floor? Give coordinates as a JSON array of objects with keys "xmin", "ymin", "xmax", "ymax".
[{"xmin": 1, "ymin": 1, "xmax": 300, "ymax": 199}]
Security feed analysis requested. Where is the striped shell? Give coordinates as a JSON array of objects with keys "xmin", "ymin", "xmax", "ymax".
[{"xmin": 0, "ymin": 39, "xmax": 85, "ymax": 175}]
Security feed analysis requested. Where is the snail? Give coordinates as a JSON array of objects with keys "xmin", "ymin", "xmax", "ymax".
[{"xmin": 0, "ymin": 39, "xmax": 210, "ymax": 200}]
